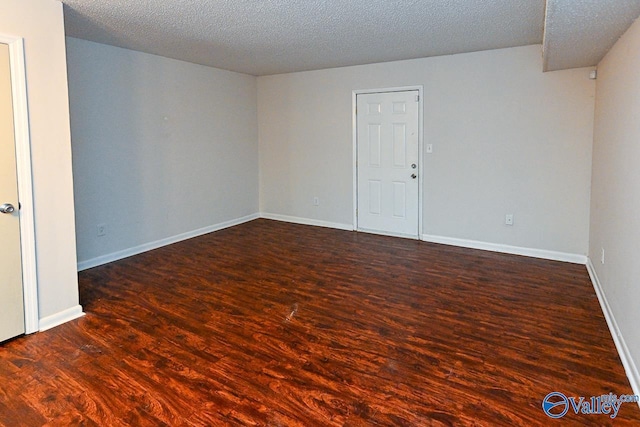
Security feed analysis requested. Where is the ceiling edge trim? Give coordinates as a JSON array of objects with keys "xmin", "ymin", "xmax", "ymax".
[{"xmin": 541, "ymin": 0, "xmax": 552, "ymax": 72}]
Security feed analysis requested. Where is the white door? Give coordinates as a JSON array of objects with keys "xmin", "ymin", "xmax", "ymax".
[
  {"xmin": 356, "ymin": 90, "xmax": 420, "ymax": 237},
  {"xmin": 0, "ymin": 42, "xmax": 25, "ymax": 342}
]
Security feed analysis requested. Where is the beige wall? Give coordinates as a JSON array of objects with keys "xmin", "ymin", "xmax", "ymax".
[
  {"xmin": 0, "ymin": 0, "xmax": 80, "ymax": 319},
  {"xmin": 67, "ymin": 38, "xmax": 259, "ymax": 266},
  {"xmin": 590, "ymin": 17, "xmax": 640, "ymax": 393},
  {"xmin": 258, "ymin": 45, "xmax": 595, "ymax": 256}
]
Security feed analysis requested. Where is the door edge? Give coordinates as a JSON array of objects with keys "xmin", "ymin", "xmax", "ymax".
[{"xmin": 0, "ymin": 34, "xmax": 39, "ymax": 334}]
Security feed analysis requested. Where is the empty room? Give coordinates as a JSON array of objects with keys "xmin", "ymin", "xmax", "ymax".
[{"xmin": 1, "ymin": 0, "xmax": 640, "ymax": 425}]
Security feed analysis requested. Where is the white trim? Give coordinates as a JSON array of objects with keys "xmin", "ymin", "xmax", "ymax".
[
  {"xmin": 260, "ymin": 212, "xmax": 353, "ymax": 231},
  {"xmin": 421, "ymin": 233, "xmax": 587, "ymax": 264},
  {"xmin": 352, "ymin": 85, "xmax": 424, "ymax": 239},
  {"xmin": 358, "ymin": 227, "xmax": 420, "ymax": 240},
  {"xmin": 541, "ymin": 2, "xmax": 550, "ymax": 72},
  {"xmin": 586, "ymin": 259, "xmax": 640, "ymax": 403},
  {"xmin": 0, "ymin": 35, "xmax": 38, "ymax": 334},
  {"xmin": 352, "ymin": 90, "xmax": 358, "ymax": 230},
  {"xmin": 39, "ymin": 305, "xmax": 84, "ymax": 332},
  {"xmin": 418, "ymin": 88, "xmax": 424, "ymax": 239},
  {"xmin": 77, "ymin": 214, "xmax": 259, "ymax": 271},
  {"xmin": 257, "ymin": 214, "xmax": 586, "ymax": 264}
]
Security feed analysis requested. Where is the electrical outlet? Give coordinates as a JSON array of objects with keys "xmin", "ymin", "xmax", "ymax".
[
  {"xmin": 505, "ymin": 214, "xmax": 514, "ymax": 226},
  {"xmin": 97, "ymin": 223, "xmax": 107, "ymax": 237},
  {"xmin": 313, "ymin": 197, "xmax": 320, "ymax": 206},
  {"xmin": 601, "ymin": 248, "xmax": 605, "ymax": 264}
]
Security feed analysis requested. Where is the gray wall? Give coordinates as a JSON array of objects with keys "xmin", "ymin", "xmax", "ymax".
[
  {"xmin": 590, "ymin": 17, "xmax": 640, "ymax": 393},
  {"xmin": 67, "ymin": 38, "xmax": 258, "ymax": 265}
]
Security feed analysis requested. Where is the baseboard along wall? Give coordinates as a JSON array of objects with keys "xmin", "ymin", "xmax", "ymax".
[
  {"xmin": 586, "ymin": 260, "xmax": 640, "ymax": 403},
  {"xmin": 77, "ymin": 214, "xmax": 260, "ymax": 271},
  {"xmin": 39, "ymin": 305, "xmax": 84, "ymax": 332}
]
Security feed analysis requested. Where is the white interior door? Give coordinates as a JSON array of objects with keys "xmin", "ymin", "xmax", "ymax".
[
  {"xmin": 0, "ymin": 42, "xmax": 25, "ymax": 342},
  {"xmin": 356, "ymin": 90, "xmax": 420, "ymax": 237}
]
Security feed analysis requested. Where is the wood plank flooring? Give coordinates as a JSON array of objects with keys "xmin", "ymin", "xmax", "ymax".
[{"xmin": 1, "ymin": 219, "xmax": 639, "ymax": 426}]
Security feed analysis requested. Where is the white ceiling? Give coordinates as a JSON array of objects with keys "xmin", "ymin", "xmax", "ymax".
[
  {"xmin": 59, "ymin": 0, "xmax": 640, "ymax": 76},
  {"xmin": 543, "ymin": 0, "xmax": 640, "ymax": 71}
]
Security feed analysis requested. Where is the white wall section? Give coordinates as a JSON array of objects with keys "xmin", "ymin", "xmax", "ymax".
[
  {"xmin": 589, "ymin": 16, "xmax": 640, "ymax": 396},
  {"xmin": 258, "ymin": 45, "xmax": 595, "ymax": 256},
  {"xmin": 67, "ymin": 38, "xmax": 258, "ymax": 266},
  {"xmin": 0, "ymin": 0, "xmax": 81, "ymax": 322}
]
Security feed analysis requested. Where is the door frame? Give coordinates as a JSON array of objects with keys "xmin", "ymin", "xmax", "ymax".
[
  {"xmin": 352, "ymin": 85, "xmax": 424, "ymax": 238},
  {"xmin": 0, "ymin": 34, "xmax": 38, "ymax": 334}
]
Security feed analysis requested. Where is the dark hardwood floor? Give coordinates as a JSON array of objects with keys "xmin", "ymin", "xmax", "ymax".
[{"xmin": 1, "ymin": 219, "xmax": 638, "ymax": 426}]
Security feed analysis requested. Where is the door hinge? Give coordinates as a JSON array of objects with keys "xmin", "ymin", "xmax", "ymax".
[{"xmin": 415, "ymin": 95, "xmax": 420, "ymax": 102}]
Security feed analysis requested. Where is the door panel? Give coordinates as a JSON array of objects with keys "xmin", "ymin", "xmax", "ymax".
[
  {"xmin": 392, "ymin": 181, "xmax": 406, "ymax": 218},
  {"xmin": 368, "ymin": 180, "xmax": 381, "ymax": 214},
  {"xmin": 357, "ymin": 91, "xmax": 419, "ymax": 237},
  {"xmin": 0, "ymin": 43, "xmax": 25, "ymax": 342},
  {"xmin": 368, "ymin": 124, "xmax": 381, "ymax": 166},
  {"xmin": 393, "ymin": 123, "xmax": 406, "ymax": 167}
]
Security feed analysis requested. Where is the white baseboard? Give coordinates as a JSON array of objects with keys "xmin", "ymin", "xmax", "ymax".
[
  {"xmin": 260, "ymin": 212, "xmax": 353, "ymax": 231},
  {"xmin": 258, "ymin": 216, "xmax": 585, "ymax": 264},
  {"xmin": 39, "ymin": 305, "xmax": 84, "ymax": 332},
  {"xmin": 586, "ymin": 259, "xmax": 640, "ymax": 402},
  {"xmin": 421, "ymin": 234, "xmax": 587, "ymax": 264},
  {"xmin": 357, "ymin": 227, "xmax": 420, "ymax": 240},
  {"xmin": 77, "ymin": 213, "xmax": 260, "ymax": 271}
]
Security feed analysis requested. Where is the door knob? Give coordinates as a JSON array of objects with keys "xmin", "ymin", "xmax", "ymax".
[
  {"xmin": 411, "ymin": 174, "xmax": 417, "ymax": 179},
  {"xmin": 0, "ymin": 203, "xmax": 15, "ymax": 214}
]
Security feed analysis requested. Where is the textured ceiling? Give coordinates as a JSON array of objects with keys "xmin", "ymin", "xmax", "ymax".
[
  {"xmin": 59, "ymin": 0, "xmax": 640, "ymax": 76},
  {"xmin": 60, "ymin": 0, "xmax": 544, "ymax": 76},
  {"xmin": 544, "ymin": 0, "xmax": 640, "ymax": 71}
]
